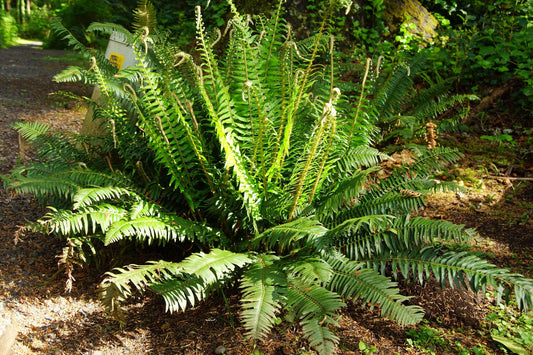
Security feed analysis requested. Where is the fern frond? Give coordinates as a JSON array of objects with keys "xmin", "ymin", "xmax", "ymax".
[
  {"xmin": 327, "ymin": 254, "xmax": 424, "ymax": 325},
  {"xmin": 13, "ymin": 120, "xmax": 50, "ymax": 141},
  {"xmin": 42, "ymin": 204, "xmax": 127, "ymax": 236},
  {"xmin": 287, "ymin": 280, "xmax": 344, "ymax": 355},
  {"xmin": 253, "ymin": 217, "xmax": 327, "ymax": 252},
  {"xmin": 5, "ymin": 173, "xmax": 81, "ymax": 201},
  {"xmin": 150, "ymin": 275, "xmax": 207, "ymax": 313},
  {"xmin": 178, "ymin": 248, "xmax": 252, "ymax": 285},
  {"xmin": 313, "ymin": 167, "xmax": 378, "ymax": 220},
  {"xmin": 104, "ymin": 216, "xmax": 185, "ymax": 245},
  {"xmin": 370, "ymin": 247, "xmax": 533, "ymax": 311},
  {"xmin": 87, "ymin": 22, "xmax": 134, "ymax": 45},
  {"xmin": 371, "ymin": 53, "xmax": 427, "ymax": 118},
  {"xmin": 334, "ymin": 215, "xmax": 476, "ymax": 260},
  {"xmin": 50, "ymin": 17, "xmax": 93, "ymax": 56},
  {"xmin": 103, "ymin": 204, "xmax": 222, "ymax": 246},
  {"xmin": 13, "ymin": 121, "xmax": 86, "ymax": 164},
  {"xmin": 100, "ymin": 260, "xmax": 181, "ymax": 314},
  {"xmin": 240, "ymin": 254, "xmax": 287, "ymax": 339},
  {"xmin": 54, "ymin": 65, "xmax": 97, "ymax": 85},
  {"xmin": 195, "ymin": 6, "xmax": 262, "ymax": 221},
  {"xmin": 285, "ymin": 257, "xmax": 332, "ymax": 284},
  {"xmin": 334, "ymin": 145, "xmax": 389, "ymax": 173},
  {"xmin": 73, "ymin": 186, "xmax": 141, "ymax": 209},
  {"xmin": 132, "ymin": 0, "xmax": 157, "ymax": 32},
  {"xmin": 342, "ymin": 191, "xmax": 428, "ymax": 221}
]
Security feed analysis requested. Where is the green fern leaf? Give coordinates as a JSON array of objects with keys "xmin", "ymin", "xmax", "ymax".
[
  {"xmin": 43, "ymin": 204, "xmax": 127, "ymax": 236},
  {"xmin": 150, "ymin": 275, "xmax": 206, "ymax": 313},
  {"xmin": 103, "ymin": 206, "xmax": 221, "ymax": 246},
  {"xmin": 240, "ymin": 254, "xmax": 287, "ymax": 339},
  {"xmin": 287, "ymin": 280, "xmax": 344, "ymax": 355},
  {"xmin": 333, "ymin": 215, "xmax": 476, "ymax": 260},
  {"xmin": 286, "ymin": 257, "xmax": 332, "ymax": 284},
  {"xmin": 375, "ymin": 247, "xmax": 533, "ymax": 312},
  {"xmin": 253, "ymin": 217, "xmax": 327, "ymax": 252},
  {"xmin": 179, "ymin": 249, "xmax": 252, "ymax": 284},
  {"xmin": 73, "ymin": 187, "xmax": 141, "ymax": 209},
  {"xmin": 327, "ymin": 254, "xmax": 424, "ymax": 326},
  {"xmin": 100, "ymin": 260, "xmax": 181, "ymax": 314}
]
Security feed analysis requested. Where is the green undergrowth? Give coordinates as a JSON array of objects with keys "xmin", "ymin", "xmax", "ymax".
[
  {"xmin": 486, "ymin": 301, "xmax": 533, "ymax": 355},
  {"xmin": 405, "ymin": 300, "xmax": 533, "ymax": 354},
  {"xmin": 406, "ymin": 320, "xmax": 490, "ymax": 354}
]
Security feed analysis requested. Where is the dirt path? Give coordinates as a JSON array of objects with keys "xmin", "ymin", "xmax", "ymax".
[
  {"xmin": 0, "ymin": 43, "xmax": 111, "ymax": 354},
  {"xmin": 0, "ymin": 43, "xmax": 532, "ymax": 355}
]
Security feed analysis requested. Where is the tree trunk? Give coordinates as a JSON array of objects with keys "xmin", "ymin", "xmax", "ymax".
[
  {"xmin": 19, "ymin": 0, "xmax": 25, "ymax": 23},
  {"xmin": 6, "ymin": 0, "xmax": 11, "ymax": 12},
  {"xmin": 15, "ymin": 0, "xmax": 20, "ymax": 22},
  {"xmin": 25, "ymin": 0, "xmax": 30, "ymax": 15},
  {"xmin": 383, "ymin": 0, "xmax": 438, "ymax": 42}
]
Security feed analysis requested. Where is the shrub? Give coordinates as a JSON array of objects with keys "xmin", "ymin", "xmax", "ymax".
[
  {"xmin": 0, "ymin": 10, "xmax": 18, "ymax": 48},
  {"xmin": 4, "ymin": 1, "xmax": 533, "ymax": 353},
  {"xmin": 19, "ymin": 4, "xmax": 52, "ymax": 40},
  {"xmin": 424, "ymin": 0, "xmax": 533, "ymax": 110},
  {"xmin": 42, "ymin": 0, "xmax": 126, "ymax": 49}
]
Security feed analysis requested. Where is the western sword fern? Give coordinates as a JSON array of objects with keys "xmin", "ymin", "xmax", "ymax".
[{"xmin": 3, "ymin": 1, "xmax": 533, "ymax": 354}]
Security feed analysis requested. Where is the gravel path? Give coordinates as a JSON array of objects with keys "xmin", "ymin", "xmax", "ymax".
[{"xmin": 0, "ymin": 43, "xmax": 95, "ymax": 355}]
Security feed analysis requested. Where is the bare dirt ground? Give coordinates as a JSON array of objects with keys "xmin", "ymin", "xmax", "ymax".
[{"xmin": 0, "ymin": 43, "xmax": 532, "ymax": 354}]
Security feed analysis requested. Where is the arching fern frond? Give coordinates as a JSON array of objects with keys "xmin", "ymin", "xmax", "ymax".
[
  {"xmin": 149, "ymin": 275, "xmax": 207, "ymax": 313},
  {"xmin": 285, "ymin": 257, "xmax": 332, "ymax": 284},
  {"xmin": 103, "ymin": 204, "xmax": 222, "ymax": 246},
  {"xmin": 177, "ymin": 249, "xmax": 252, "ymax": 285},
  {"xmin": 366, "ymin": 246, "xmax": 533, "ymax": 312},
  {"xmin": 334, "ymin": 145, "xmax": 388, "ymax": 173},
  {"xmin": 287, "ymin": 280, "xmax": 344, "ymax": 355},
  {"xmin": 42, "ymin": 204, "xmax": 127, "ymax": 236},
  {"xmin": 333, "ymin": 215, "xmax": 476, "ymax": 260},
  {"xmin": 5, "ymin": 172, "xmax": 82, "ymax": 201},
  {"xmin": 87, "ymin": 22, "xmax": 134, "ymax": 45},
  {"xmin": 313, "ymin": 167, "xmax": 378, "ymax": 220},
  {"xmin": 253, "ymin": 217, "xmax": 327, "ymax": 252},
  {"xmin": 13, "ymin": 121, "xmax": 86, "ymax": 164},
  {"xmin": 100, "ymin": 260, "xmax": 182, "ymax": 317},
  {"xmin": 240, "ymin": 254, "xmax": 287, "ymax": 340},
  {"xmin": 327, "ymin": 254, "xmax": 424, "ymax": 326},
  {"xmin": 73, "ymin": 186, "xmax": 141, "ymax": 209}
]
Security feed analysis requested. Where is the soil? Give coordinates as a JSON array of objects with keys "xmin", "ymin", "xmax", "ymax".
[{"xmin": 0, "ymin": 43, "xmax": 532, "ymax": 355}]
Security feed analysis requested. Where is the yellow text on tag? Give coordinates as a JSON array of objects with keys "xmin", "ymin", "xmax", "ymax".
[{"xmin": 108, "ymin": 52, "xmax": 125, "ymax": 70}]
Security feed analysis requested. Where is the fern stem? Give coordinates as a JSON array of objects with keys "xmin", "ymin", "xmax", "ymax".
[
  {"xmin": 309, "ymin": 115, "xmax": 337, "ymax": 204},
  {"xmin": 263, "ymin": 0, "xmax": 284, "ymax": 79},
  {"xmin": 271, "ymin": 8, "xmax": 331, "ymax": 179},
  {"xmin": 348, "ymin": 58, "xmax": 371, "ymax": 144},
  {"xmin": 288, "ymin": 101, "xmax": 335, "ymax": 221}
]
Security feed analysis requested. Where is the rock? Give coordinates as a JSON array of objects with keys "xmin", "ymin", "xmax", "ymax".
[{"xmin": 214, "ymin": 345, "xmax": 226, "ymax": 354}]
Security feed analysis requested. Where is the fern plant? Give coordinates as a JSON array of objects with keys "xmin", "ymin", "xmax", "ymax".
[
  {"xmin": 348, "ymin": 52, "xmax": 478, "ymax": 148},
  {"xmin": 4, "ymin": 1, "xmax": 533, "ymax": 353}
]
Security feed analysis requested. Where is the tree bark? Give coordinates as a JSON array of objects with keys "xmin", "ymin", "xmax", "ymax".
[
  {"xmin": 26, "ymin": 0, "xmax": 30, "ymax": 15},
  {"xmin": 19, "ymin": 0, "xmax": 25, "ymax": 22},
  {"xmin": 6, "ymin": 0, "xmax": 11, "ymax": 12}
]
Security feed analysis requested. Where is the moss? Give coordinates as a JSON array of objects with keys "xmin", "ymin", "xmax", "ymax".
[{"xmin": 383, "ymin": 0, "xmax": 438, "ymax": 42}]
